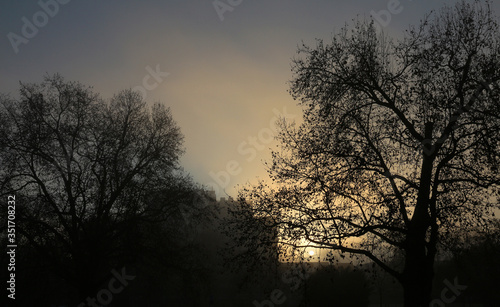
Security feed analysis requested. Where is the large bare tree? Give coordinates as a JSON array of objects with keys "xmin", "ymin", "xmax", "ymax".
[
  {"xmin": 0, "ymin": 74, "xmax": 193, "ymax": 301},
  {"xmin": 231, "ymin": 1, "xmax": 500, "ymax": 306}
]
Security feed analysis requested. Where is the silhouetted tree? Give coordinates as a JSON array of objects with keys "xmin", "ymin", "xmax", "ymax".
[
  {"xmin": 231, "ymin": 1, "xmax": 500, "ymax": 306},
  {"xmin": 0, "ymin": 74, "xmax": 195, "ymax": 303}
]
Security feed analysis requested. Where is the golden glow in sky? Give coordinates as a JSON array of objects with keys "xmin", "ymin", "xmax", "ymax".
[{"xmin": 3, "ymin": 0, "xmax": 499, "ymax": 199}]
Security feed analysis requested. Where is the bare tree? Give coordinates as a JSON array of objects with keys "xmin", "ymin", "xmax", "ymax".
[
  {"xmin": 0, "ymin": 74, "xmax": 193, "ymax": 301},
  {"xmin": 231, "ymin": 1, "xmax": 500, "ymax": 306}
]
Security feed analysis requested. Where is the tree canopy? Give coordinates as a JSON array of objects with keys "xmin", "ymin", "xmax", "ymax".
[
  {"xmin": 0, "ymin": 74, "xmax": 197, "ymax": 303},
  {"xmin": 228, "ymin": 1, "xmax": 500, "ymax": 306}
]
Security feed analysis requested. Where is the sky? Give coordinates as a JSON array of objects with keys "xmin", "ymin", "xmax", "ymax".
[{"xmin": 2, "ymin": 0, "xmax": 499, "ymax": 199}]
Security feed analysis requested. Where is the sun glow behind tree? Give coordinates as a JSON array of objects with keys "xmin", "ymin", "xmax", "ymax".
[{"xmin": 227, "ymin": 2, "xmax": 500, "ymax": 305}]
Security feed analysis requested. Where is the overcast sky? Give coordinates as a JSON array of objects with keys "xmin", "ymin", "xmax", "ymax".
[{"xmin": 2, "ymin": 0, "xmax": 499, "ymax": 198}]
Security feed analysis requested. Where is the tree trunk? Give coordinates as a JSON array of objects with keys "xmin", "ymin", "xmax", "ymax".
[
  {"xmin": 401, "ymin": 121, "xmax": 436, "ymax": 306},
  {"xmin": 401, "ymin": 233, "xmax": 435, "ymax": 306}
]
